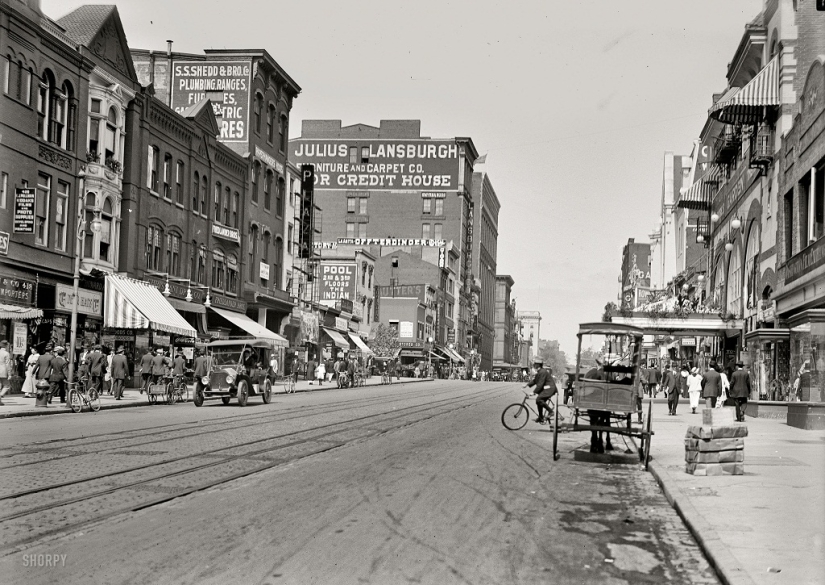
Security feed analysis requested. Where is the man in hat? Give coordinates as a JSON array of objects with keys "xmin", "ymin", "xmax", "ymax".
[
  {"xmin": 138, "ymin": 348, "xmax": 154, "ymax": 393},
  {"xmin": 193, "ymin": 348, "xmax": 209, "ymax": 379},
  {"xmin": 110, "ymin": 346, "xmax": 130, "ymax": 400},
  {"xmin": 85, "ymin": 344, "xmax": 107, "ymax": 395},
  {"xmin": 729, "ymin": 362, "xmax": 752, "ymax": 422},
  {"xmin": 48, "ymin": 346, "xmax": 69, "ymax": 403},
  {"xmin": 151, "ymin": 348, "xmax": 171, "ymax": 384},
  {"xmin": 662, "ymin": 362, "xmax": 679, "ymax": 415},
  {"xmin": 701, "ymin": 361, "xmax": 722, "ymax": 409},
  {"xmin": 524, "ymin": 357, "xmax": 557, "ymax": 424}
]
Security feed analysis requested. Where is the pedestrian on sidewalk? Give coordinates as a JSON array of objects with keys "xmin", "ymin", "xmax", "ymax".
[
  {"xmin": 0, "ymin": 340, "xmax": 12, "ymax": 405},
  {"xmin": 85, "ymin": 345, "xmax": 106, "ymax": 395},
  {"xmin": 663, "ymin": 362, "xmax": 679, "ymax": 415},
  {"xmin": 103, "ymin": 346, "xmax": 114, "ymax": 395},
  {"xmin": 688, "ymin": 367, "xmax": 702, "ymax": 414},
  {"xmin": 138, "ymin": 348, "xmax": 154, "ymax": 393},
  {"xmin": 701, "ymin": 361, "xmax": 722, "ymax": 409},
  {"xmin": 22, "ymin": 345, "xmax": 39, "ymax": 397},
  {"xmin": 315, "ymin": 360, "xmax": 325, "ymax": 386},
  {"xmin": 717, "ymin": 366, "xmax": 730, "ymax": 408},
  {"xmin": 35, "ymin": 345, "xmax": 54, "ymax": 402},
  {"xmin": 110, "ymin": 346, "xmax": 129, "ymax": 400},
  {"xmin": 48, "ymin": 347, "xmax": 69, "ymax": 403},
  {"xmin": 729, "ymin": 362, "xmax": 752, "ymax": 422}
]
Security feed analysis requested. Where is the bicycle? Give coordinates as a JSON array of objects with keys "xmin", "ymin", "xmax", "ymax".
[
  {"xmin": 381, "ymin": 371, "xmax": 392, "ymax": 385},
  {"xmin": 66, "ymin": 378, "xmax": 101, "ymax": 413},
  {"xmin": 167, "ymin": 373, "xmax": 190, "ymax": 403},
  {"xmin": 273, "ymin": 373, "xmax": 296, "ymax": 394},
  {"xmin": 337, "ymin": 371, "xmax": 350, "ymax": 389},
  {"xmin": 501, "ymin": 392, "xmax": 563, "ymax": 431}
]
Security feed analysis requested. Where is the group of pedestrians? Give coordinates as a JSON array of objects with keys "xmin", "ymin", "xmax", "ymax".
[{"xmin": 660, "ymin": 360, "xmax": 751, "ymax": 421}]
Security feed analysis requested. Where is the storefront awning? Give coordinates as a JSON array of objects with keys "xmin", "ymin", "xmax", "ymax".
[
  {"xmin": 443, "ymin": 347, "xmax": 465, "ymax": 363},
  {"xmin": 167, "ymin": 297, "xmax": 206, "ymax": 314},
  {"xmin": 709, "ymin": 55, "xmax": 779, "ymax": 125},
  {"xmin": 348, "ymin": 332, "xmax": 374, "ymax": 355},
  {"xmin": 321, "ymin": 327, "xmax": 351, "ymax": 350},
  {"xmin": 104, "ymin": 275, "xmax": 196, "ymax": 336},
  {"xmin": 209, "ymin": 306, "xmax": 287, "ymax": 346},
  {"xmin": 744, "ymin": 328, "xmax": 790, "ymax": 342},
  {"xmin": 399, "ymin": 349, "xmax": 424, "ymax": 358},
  {"xmin": 0, "ymin": 303, "xmax": 43, "ymax": 320}
]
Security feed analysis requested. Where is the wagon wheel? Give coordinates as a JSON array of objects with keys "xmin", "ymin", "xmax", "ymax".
[
  {"xmin": 261, "ymin": 379, "xmax": 272, "ymax": 404},
  {"xmin": 552, "ymin": 395, "xmax": 560, "ymax": 461},
  {"xmin": 644, "ymin": 399, "xmax": 653, "ymax": 471}
]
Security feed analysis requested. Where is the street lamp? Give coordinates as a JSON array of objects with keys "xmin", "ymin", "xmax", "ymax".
[
  {"xmin": 427, "ymin": 335, "xmax": 433, "ymax": 377},
  {"xmin": 68, "ymin": 171, "xmax": 102, "ymax": 385}
]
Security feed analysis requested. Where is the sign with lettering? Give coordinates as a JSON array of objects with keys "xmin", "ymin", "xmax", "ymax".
[
  {"xmin": 13, "ymin": 188, "xmax": 35, "ymax": 233},
  {"xmin": 335, "ymin": 316, "xmax": 348, "ymax": 331},
  {"xmin": 399, "ymin": 321, "xmax": 414, "ymax": 339},
  {"xmin": 785, "ymin": 235, "xmax": 825, "ymax": 284},
  {"xmin": 336, "ymin": 237, "xmax": 446, "ymax": 247},
  {"xmin": 320, "ymin": 262, "xmax": 356, "ymax": 302},
  {"xmin": 144, "ymin": 276, "xmax": 206, "ymax": 303},
  {"xmin": 0, "ymin": 276, "xmax": 35, "ymax": 306},
  {"xmin": 438, "ymin": 246, "xmax": 446, "ymax": 268},
  {"xmin": 259, "ymin": 262, "xmax": 270, "ymax": 281},
  {"xmin": 212, "ymin": 224, "xmax": 240, "ymax": 243},
  {"xmin": 291, "ymin": 139, "xmax": 460, "ymax": 190},
  {"xmin": 421, "ymin": 192, "xmax": 447, "ymax": 199},
  {"xmin": 209, "ymin": 293, "xmax": 247, "ymax": 313},
  {"xmin": 376, "ymin": 284, "xmax": 426, "ymax": 303},
  {"xmin": 255, "ymin": 146, "xmax": 285, "ymax": 175},
  {"xmin": 0, "ymin": 231, "xmax": 9, "ymax": 256},
  {"xmin": 171, "ymin": 60, "xmax": 251, "ymax": 142},
  {"xmin": 13, "ymin": 323, "xmax": 27, "ymax": 355},
  {"xmin": 55, "ymin": 284, "xmax": 103, "ymax": 316}
]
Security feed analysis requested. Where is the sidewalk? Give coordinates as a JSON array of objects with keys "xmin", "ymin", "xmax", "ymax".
[
  {"xmin": 0, "ymin": 376, "xmax": 433, "ymax": 419},
  {"xmin": 639, "ymin": 399, "xmax": 825, "ymax": 585}
]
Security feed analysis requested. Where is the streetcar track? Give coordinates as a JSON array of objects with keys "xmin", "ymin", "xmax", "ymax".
[
  {"xmin": 0, "ymin": 385, "xmax": 458, "ymax": 469},
  {"xmin": 0, "ymin": 388, "xmax": 505, "ymax": 555},
  {"xmin": 0, "ymin": 386, "xmax": 504, "ymax": 504}
]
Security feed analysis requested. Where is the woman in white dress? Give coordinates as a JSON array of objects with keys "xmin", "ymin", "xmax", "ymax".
[
  {"xmin": 22, "ymin": 347, "xmax": 39, "ymax": 398},
  {"xmin": 315, "ymin": 361, "xmax": 326, "ymax": 386},
  {"xmin": 687, "ymin": 367, "xmax": 703, "ymax": 414},
  {"xmin": 716, "ymin": 367, "xmax": 730, "ymax": 409}
]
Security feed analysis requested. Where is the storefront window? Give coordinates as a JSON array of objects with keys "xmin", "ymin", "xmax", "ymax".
[{"xmin": 726, "ymin": 248, "xmax": 742, "ymax": 318}]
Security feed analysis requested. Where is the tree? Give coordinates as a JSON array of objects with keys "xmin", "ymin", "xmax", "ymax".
[
  {"xmin": 369, "ymin": 323, "xmax": 400, "ymax": 358},
  {"xmin": 537, "ymin": 340, "xmax": 569, "ymax": 378}
]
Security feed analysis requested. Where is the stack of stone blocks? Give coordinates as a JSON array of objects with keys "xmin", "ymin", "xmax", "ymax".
[{"xmin": 684, "ymin": 407, "xmax": 747, "ymax": 476}]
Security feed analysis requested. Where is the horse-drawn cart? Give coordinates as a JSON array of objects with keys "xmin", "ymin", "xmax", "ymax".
[{"xmin": 551, "ymin": 322, "xmax": 654, "ymax": 469}]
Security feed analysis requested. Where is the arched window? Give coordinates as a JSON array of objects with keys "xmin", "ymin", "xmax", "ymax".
[
  {"xmin": 99, "ymin": 197, "xmax": 113, "ymax": 262},
  {"xmin": 176, "ymin": 161, "xmax": 185, "ymax": 205},
  {"xmin": 163, "ymin": 152, "xmax": 173, "ymax": 199},
  {"xmin": 4, "ymin": 56, "xmax": 31, "ymax": 104},
  {"xmin": 200, "ymin": 176, "xmax": 208, "ymax": 215},
  {"xmin": 166, "ymin": 232, "xmax": 181, "ymax": 276},
  {"xmin": 743, "ymin": 221, "xmax": 760, "ymax": 312},
  {"xmin": 264, "ymin": 169, "xmax": 272, "ymax": 210},
  {"xmin": 279, "ymin": 114, "xmax": 287, "ymax": 152},
  {"xmin": 254, "ymin": 92, "xmax": 263, "ymax": 134},
  {"xmin": 248, "ymin": 225, "xmax": 258, "ymax": 282},
  {"xmin": 226, "ymin": 254, "xmax": 239, "ymax": 294},
  {"xmin": 726, "ymin": 248, "xmax": 742, "ymax": 318},
  {"xmin": 233, "ymin": 191, "xmax": 240, "ymax": 228},
  {"xmin": 214, "ymin": 181, "xmax": 222, "ymax": 221},
  {"xmin": 251, "ymin": 162, "xmax": 261, "ymax": 204},
  {"xmin": 274, "ymin": 237, "xmax": 283, "ymax": 290},
  {"xmin": 223, "ymin": 186, "xmax": 231, "ymax": 224},
  {"xmin": 276, "ymin": 177, "xmax": 284, "ymax": 217},
  {"xmin": 148, "ymin": 145, "xmax": 159, "ymax": 191},
  {"xmin": 83, "ymin": 192, "xmax": 96, "ymax": 259},
  {"xmin": 193, "ymin": 171, "xmax": 200, "ymax": 212},
  {"xmin": 262, "ymin": 231, "xmax": 271, "ymax": 265},
  {"xmin": 197, "ymin": 245, "xmax": 207, "ymax": 285},
  {"xmin": 105, "ymin": 107, "xmax": 118, "ymax": 163},
  {"xmin": 63, "ymin": 81, "xmax": 76, "ymax": 151},
  {"xmin": 267, "ymin": 104, "xmax": 276, "ymax": 143},
  {"xmin": 37, "ymin": 69, "xmax": 56, "ymax": 141},
  {"xmin": 145, "ymin": 225, "xmax": 162, "ymax": 271},
  {"xmin": 212, "ymin": 249, "xmax": 225, "ymax": 290}
]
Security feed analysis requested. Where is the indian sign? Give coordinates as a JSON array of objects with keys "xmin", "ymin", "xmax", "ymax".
[
  {"xmin": 320, "ymin": 262, "xmax": 356, "ymax": 302},
  {"xmin": 291, "ymin": 139, "xmax": 460, "ymax": 190},
  {"xmin": 171, "ymin": 61, "xmax": 251, "ymax": 142}
]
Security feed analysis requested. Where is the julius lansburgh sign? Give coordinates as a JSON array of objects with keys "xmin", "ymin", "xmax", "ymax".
[{"xmin": 292, "ymin": 139, "xmax": 459, "ymax": 190}]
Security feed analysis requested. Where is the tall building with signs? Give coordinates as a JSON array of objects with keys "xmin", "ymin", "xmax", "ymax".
[
  {"xmin": 289, "ymin": 120, "xmax": 479, "ymax": 362},
  {"xmin": 130, "ymin": 45, "xmax": 301, "ymax": 337},
  {"xmin": 619, "ymin": 238, "xmax": 651, "ymax": 309}
]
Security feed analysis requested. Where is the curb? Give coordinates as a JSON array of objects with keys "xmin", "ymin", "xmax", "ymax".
[
  {"xmin": 631, "ymin": 437, "xmax": 757, "ymax": 585},
  {"xmin": 0, "ymin": 377, "xmax": 434, "ymax": 420}
]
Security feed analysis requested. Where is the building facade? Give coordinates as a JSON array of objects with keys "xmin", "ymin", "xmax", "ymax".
[
  {"xmin": 470, "ymin": 165, "xmax": 500, "ymax": 371},
  {"xmin": 494, "ymin": 275, "xmax": 517, "ymax": 369}
]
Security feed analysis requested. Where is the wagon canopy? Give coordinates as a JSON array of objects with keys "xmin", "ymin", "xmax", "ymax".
[{"xmin": 577, "ymin": 322, "xmax": 644, "ymax": 338}]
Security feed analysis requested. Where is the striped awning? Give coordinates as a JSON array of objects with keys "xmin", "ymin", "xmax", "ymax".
[
  {"xmin": 348, "ymin": 332, "xmax": 374, "ymax": 355},
  {"xmin": 677, "ymin": 179, "xmax": 708, "ymax": 211},
  {"xmin": 443, "ymin": 346, "xmax": 465, "ymax": 363},
  {"xmin": 709, "ymin": 56, "xmax": 779, "ymax": 125},
  {"xmin": 321, "ymin": 327, "xmax": 351, "ymax": 350},
  {"xmin": 0, "ymin": 303, "xmax": 43, "ymax": 320},
  {"xmin": 209, "ymin": 307, "xmax": 287, "ymax": 345},
  {"xmin": 104, "ymin": 275, "xmax": 196, "ymax": 336}
]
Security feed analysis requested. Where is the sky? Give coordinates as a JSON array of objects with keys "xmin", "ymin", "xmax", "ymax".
[{"xmin": 44, "ymin": 0, "xmax": 763, "ymax": 356}]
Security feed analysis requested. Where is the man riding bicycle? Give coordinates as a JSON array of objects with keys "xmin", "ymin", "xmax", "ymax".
[{"xmin": 523, "ymin": 358, "xmax": 558, "ymax": 424}]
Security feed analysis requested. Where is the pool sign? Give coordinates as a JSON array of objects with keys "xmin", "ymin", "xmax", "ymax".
[{"xmin": 320, "ymin": 262, "xmax": 356, "ymax": 302}]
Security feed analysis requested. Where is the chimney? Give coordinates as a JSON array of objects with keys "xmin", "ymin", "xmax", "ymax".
[{"xmin": 166, "ymin": 40, "xmax": 173, "ymax": 56}]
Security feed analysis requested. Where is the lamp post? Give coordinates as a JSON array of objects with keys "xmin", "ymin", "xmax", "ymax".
[
  {"xmin": 426, "ymin": 335, "xmax": 433, "ymax": 377},
  {"xmin": 68, "ymin": 170, "xmax": 102, "ymax": 385}
]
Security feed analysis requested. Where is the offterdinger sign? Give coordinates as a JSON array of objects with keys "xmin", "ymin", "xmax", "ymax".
[
  {"xmin": 291, "ymin": 139, "xmax": 460, "ymax": 190},
  {"xmin": 320, "ymin": 262, "xmax": 356, "ymax": 302}
]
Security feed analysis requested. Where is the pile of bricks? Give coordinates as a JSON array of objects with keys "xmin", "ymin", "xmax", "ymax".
[{"xmin": 684, "ymin": 407, "xmax": 747, "ymax": 476}]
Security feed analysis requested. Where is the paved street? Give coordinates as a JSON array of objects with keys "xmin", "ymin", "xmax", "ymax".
[{"xmin": 0, "ymin": 380, "xmax": 717, "ymax": 584}]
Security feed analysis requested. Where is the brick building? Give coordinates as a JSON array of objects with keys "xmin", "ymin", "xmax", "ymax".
[
  {"xmin": 619, "ymin": 238, "xmax": 651, "ymax": 309},
  {"xmin": 494, "ymin": 275, "xmax": 517, "ymax": 371},
  {"xmin": 130, "ymin": 45, "xmax": 301, "ymax": 337},
  {"xmin": 470, "ymin": 164, "xmax": 500, "ymax": 371}
]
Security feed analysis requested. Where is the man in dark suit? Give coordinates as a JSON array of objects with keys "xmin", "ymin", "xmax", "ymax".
[
  {"xmin": 663, "ymin": 362, "xmax": 679, "ymax": 415},
  {"xmin": 85, "ymin": 345, "xmax": 107, "ymax": 394},
  {"xmin": 48, "ymin": 346, "xmax": 69, "ymax": 403},
  {"xmin": 138, "ymin": 348, "xmax": 154, "ymax": 393},
  {"xmin": 524, "ymin": 358, "xmax": 557, "ymax": 423},
  {"xmin": 729, "ymin": 362, "xmax": 752, "ymax": 422},
  {"xmin": 193, "ymin": 348, "xmax": 209, "ymax": 379},
  {"xmin": 701, "ymin": 361, "xmax": 723, "ymax": 409},
  {"xmin": 151, "ymin": 348, "xmax": 171, "ymax": 384},
  {"xmin": 110, "ymin": 346, "xmax": 130, "ymax": 400}
]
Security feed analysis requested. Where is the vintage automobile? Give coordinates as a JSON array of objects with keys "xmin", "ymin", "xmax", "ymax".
[{"xmin": 194, "ymin": 338, "xmax": 279, "ymax": 407}]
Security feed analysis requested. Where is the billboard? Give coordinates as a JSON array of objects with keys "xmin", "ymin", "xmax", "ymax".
[
  {"xmin": 291, "ymin": 139, "xmax": 460, "ymax": 190},
  {"xmin": 171, "ymin": 60, "xmax": 251, "ymax": 142},
  {"xmin": 319, "ymin": 262, "xmax": 356, "ymax": 302}
]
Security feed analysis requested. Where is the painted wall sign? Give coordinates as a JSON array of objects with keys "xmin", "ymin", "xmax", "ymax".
[
  {"xmin": 0, "ymin": 276, "xmax": 35, "ymax": 306},
  {"xmin": 320, "ymin": 262, "xmax": 356, "ymax": 302},
  {"xmin": 255, "ymin": 146, "xmax": 285, "ymax": 174},
  {"xmin": 171, "ymin": 60, "xmax": 251, "ymax": 142},
  {"xmin": 209, "ymin": 293, "xmax": 247, "ymax": 313},
  {"xmin": 375, "ymin": 284, "xmax": 426, "ymax": 303},
  {"xmin": 337, "ymin": 237, "xmax": 446, "ymax": 247},
  {"xmin": 212, "ymin": 224, "xmax": 240, "ymax": 243},
  {"xmin": 291, "ymin": 139, "xmax": 460, "ymax": 190},
  {"xmin": 55, "ymin": 284, "xmax": 103, "ymax": 316},
  {"xmin": 0, "ymin": 231, "xmax": 9, "ymax": 256},
  {"xmin": 13, "ymin": 188, "xmax": 35, "ymax": 233}
]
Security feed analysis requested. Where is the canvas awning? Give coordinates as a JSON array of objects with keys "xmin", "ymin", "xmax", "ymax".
[
  {"xmin": 709, "ymin": 55, "xmax": 779, "ymax": 125},
  {"xmin": 0, "ymin": 303, "xmax": 42, "ymax": 320},
  {"xmin": 443, "ymin": 346, "xmax": 465, "ymax": 363},
  {"xmin": 321, "ymin": 327, "xmax": 351, "ymax": 350},
  {"xmin": 677, "ymin": 179, "xmax": 710, "ymax": 211},
  {"xmin": 104, "ymin": 275, "xmax": 196, "ymax": 336},
  {"xmin": 348, "ymin": 332, "xmax": 374, "ymax": 355},
  {"xmin": 209, "ymin": 306, "xmax": 287, "ymax": 345}
]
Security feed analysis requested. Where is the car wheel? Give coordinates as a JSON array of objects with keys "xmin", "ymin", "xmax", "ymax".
[
  {"xmin": 193, "ymin": 384, "xmax": 204, "ymax": 407},
  {"xmin": 221, "ymin": 396, "xmax": 231, "ymax": 405},
  {"xmin": 236, "ymin": 379, "xmax": 249, "ymax": 407},
  {"xmin": 262, "ymin": 379, "xmax": 272, "ymax": 404}
]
